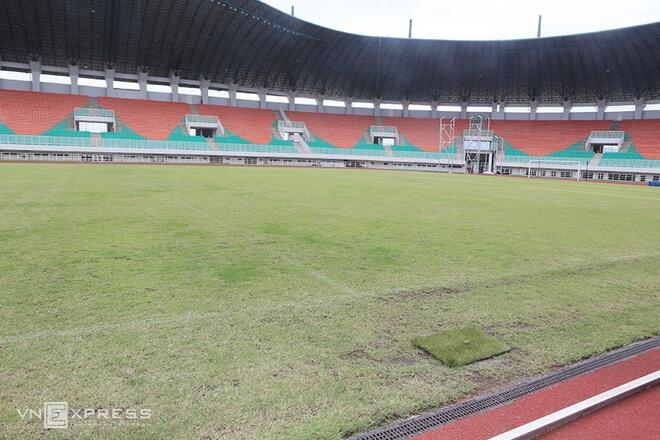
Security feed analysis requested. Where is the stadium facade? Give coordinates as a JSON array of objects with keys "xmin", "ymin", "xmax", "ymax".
[{"xmin": 1, "ymin": 0, "xmax": 660, "ymax": 183}]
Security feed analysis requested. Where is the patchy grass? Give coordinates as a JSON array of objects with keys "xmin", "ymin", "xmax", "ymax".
[
  {"xmin": 413, "ymin": 327, "xmax": 509, "ymax": 367},
  {"xmin": 0, "ymin": 163, "xmax": 658, "ymax": 439}
]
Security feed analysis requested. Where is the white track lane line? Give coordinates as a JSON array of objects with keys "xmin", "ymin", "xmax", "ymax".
[{"xmin": 489, "ymin": 370, "xmax": 660, "ymax": 440}]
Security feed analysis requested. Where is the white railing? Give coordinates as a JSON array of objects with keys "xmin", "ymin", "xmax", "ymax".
[
  {"xmin": 1, "ymin": 134, "xmax": 659, "ymax": 169},
  {"xmin": 463, "ymin": 129, "xmax": 494, "ymax": 137},
  {"xmin": 74, "ymin": 108, "xmax": 115, "ymax": 119},
  {"xmin": 599, "ymin": 158, "xmax": 660, "ymax": 168},
  {"xmin": 184, "ymin": 115, "xmax": 219, "ymax": 125},
  {"xmin": 370, "ymin": 125, "xmax": 397, "ymax": 134},
  {"xmin": 588, "ymin": 131, "xmax": 625, "ymax": 140},
  {"xmin": 0, "ymin": 134, "xmax": 92, "ymax": 147},
  {"xmin": 502, "ymin": 154, "xmax": 660, "ymax": 169},
  {"xmin": 278, "ymin": 120, "xmax": 306, "ymax": 130},
  {"xmin": 503, "ymin": 155, "xmax": 591, "ymax": 165}
]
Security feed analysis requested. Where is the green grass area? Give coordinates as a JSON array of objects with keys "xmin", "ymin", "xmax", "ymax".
[
  {"xmin": 0, "ymin": 163, "xmax": 659, "ymax": 439},
  {"xmin": 413, "ymin": 327, "xmax": 509, "ymax": 367}
]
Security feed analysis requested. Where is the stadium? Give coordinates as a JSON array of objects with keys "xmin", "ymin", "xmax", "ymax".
[{"xmin": 0, "ymin": 0, "xmax": 659, "ymax": 439}]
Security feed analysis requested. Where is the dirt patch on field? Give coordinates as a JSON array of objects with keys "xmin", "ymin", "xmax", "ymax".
[
  {"xmin": 381, "ymin": 255, "xmax": 656, "ymax": 304},
  {"xmin": 340, "ymin": 349, "xmax": 372, "ymax": 361},
  {"xmin": 382, "ymin": 355, "xmax": 424, "ymax": 366}
]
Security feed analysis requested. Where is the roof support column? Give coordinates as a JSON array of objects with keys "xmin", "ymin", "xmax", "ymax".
[
  {"xmin": 402, "ymin": 100, "xmax": 410, "ymax": 117},
  {"xmin": 228, "ymin": 84, "xmax": 237, "ymax": 106},
  {"xmin": 29, "ymin": 60, "xmax": 41, "ymax": 92},
  {"xmin": 492, "ymin": 101, "xmax": 504, "ymax": 120},
  {"xmin": 69, "ymin": 65, "xmax": 79, "ymax": 95},
  {"xmin": 200, "ymin": 78, "xmax": 210, "ymax": 105},
  {"xmin": 562, "ymin": 100, "xmax": 572, "ymax": 121},
  {"xmin": 460, "ymin": 101, "xmax": 468, "ymax": 119},
  {"xmin": 374, "ymin": 99, "xmax": 381, "ymax": 117},
  {"xmin": 345, "ymin": 98, "xmax": 353, "ymax": 115},
  {"xmin": 634, "ymin": 98, "xmax": 645, "ymax": 120},
  {"xmin": 258, "ymin": 88, "xmax": 267, "ymax": 109},
  {"xmin": 287, "ymin": 92, "xmax": 295, "ymax": 112},
  {"xmin": 529, "ymin": 100, "xmax": 538, "ymax": 121},
  {"xmin": 316, "ymin": 96, "xmax": 324, "ymax": 113},
  {"xmin": 431, "ymin": 101, "xmax": 438, "ymax": 118},
  {"xmin": 138, "ymin": 71, "xmax": 148, "ymax": 100},
  {"xmin": 105, "ymin": 69, "xmax": 115, "ymax": 97},
  {"xmin": 596, "ymin": 99, "xmax": 607, "ymax": 120},
  {"xmin": 169, "ymin": 73, "xmax": 179, "ymax": 102}
]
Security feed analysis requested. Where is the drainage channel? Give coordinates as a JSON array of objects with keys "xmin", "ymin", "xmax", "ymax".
[{"xmin": 348, "ymin": 337, "xmax": 660, "ymax": 440}]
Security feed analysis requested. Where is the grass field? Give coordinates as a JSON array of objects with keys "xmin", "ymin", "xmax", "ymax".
[{"xmin": 1, "ymin": 163, "xmax": 659, "ymax": 439}]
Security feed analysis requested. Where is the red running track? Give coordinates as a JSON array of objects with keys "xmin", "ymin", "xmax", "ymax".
[
  {"xmin": 539, "ymin": 385, "xmax": 659, "ymax": 440},
  {"xmin": 413, "ymin": 348, "xmax": 660, "ymax": 440}
]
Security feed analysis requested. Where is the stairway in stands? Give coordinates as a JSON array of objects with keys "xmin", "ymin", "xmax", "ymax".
[
  {"xmin": 292, "ymin": 133, "xmax": 312, "ymax": 154},
  {"xmin": 91, "ymin": 133, "xmax": 102, "ymax": 148},
  {"xmin": 206, "ymin": 137, "xmax": 219, "ymax": 151}
]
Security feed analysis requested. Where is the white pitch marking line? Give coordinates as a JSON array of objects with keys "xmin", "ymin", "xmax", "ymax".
[{"xmin": 489, "ymin": 370, "xmax": 660, "ymax": 440}]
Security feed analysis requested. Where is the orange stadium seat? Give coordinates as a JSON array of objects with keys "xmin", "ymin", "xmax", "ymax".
[
  {"xmin": 0, "ymin": 89, "xmax": 88, "ymax": 135},
  {"xmin": 619, "ymin": 120, "xmax": 660, "ymax": 160},
  {"xmin": 490, "ymin": 120, "xmax": 611, "ymax": 155},
  {"xmin": 98, "ymin": 97, "xmax": 192, "ymax": 140},
  {"xmin": 382, "ymin": 117, "xmax": 469, "ymax": 152},
  {"xmin": 197, "ymin": 105, "xmax": 276, "ymax": 145},
  {"xmin": 287, "ymin": 112, "xmax": 375, "ymax": 148}
]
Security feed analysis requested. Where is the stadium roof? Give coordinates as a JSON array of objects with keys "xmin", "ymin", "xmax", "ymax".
[{"xmin": 1, "ymin": 0, "xmax": 660, "ymax": 103}]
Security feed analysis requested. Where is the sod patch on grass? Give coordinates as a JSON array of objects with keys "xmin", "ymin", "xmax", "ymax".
[{"xmin": 413, "ymin": 327, "xmax": 510, "ymax": 367}]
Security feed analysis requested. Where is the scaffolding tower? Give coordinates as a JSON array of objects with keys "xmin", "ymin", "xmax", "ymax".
[{"xmin": 439, "ymin": 117, "xmax": 456, "ymax": 173}]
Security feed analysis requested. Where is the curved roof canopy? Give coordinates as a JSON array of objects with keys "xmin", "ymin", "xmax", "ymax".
[{"xmin": 1, "ymin": 0, "xmax": 660, "ymax": 103}]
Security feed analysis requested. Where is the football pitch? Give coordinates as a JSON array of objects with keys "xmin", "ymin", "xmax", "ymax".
[{"xmin": 1, "ymin": 163, "xmax": 659, "ymax": 439}]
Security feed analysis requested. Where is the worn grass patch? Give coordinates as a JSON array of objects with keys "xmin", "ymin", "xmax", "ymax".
[{"xmin": 413, "ymin": 327, "xmax": 509, "ymax": 367}]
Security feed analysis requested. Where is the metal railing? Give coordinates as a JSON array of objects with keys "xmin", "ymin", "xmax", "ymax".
[
  {"xmin": 502, "ymin": 154, "xmax": 660, "ymax": 169},
  {"xmin": 502, "ymin": 155, "xmax": 591, "ymax": 165},
  {"xmin": 370, "ymin": 125, "xmax": 397, "ymax": 134},
  {"xmin": 463, "ymin": 129, "xmax": 494, "ymax": 137},
  {"xmin": 102, "ymin": 138, "xmax": 211, "ymax": 151},
  {"xmin": 599, "ymin": 158, "xmax": 660, "ymax": 168},
  {"xmin": 278, "ymin": 120, "xmax": 306, "ymax": 129},
  {"xmin": 588, "ymin": 131, "xmax": 625, "ymax": 139},
  {"xmin": 74, "ymin": 108, "xmax": 115, "ymax": 118},
  {"xmin": 0, "ymin": 134, "xmax": 92, "ymax": 147},
  {"xmin": 216, "ymin": 143, "xmax": 299, "ymax": 154},
  {"xmin": 184, "ymin": 115, "xmax": 219, "ymax": 125},
  {"xmin": 2, "ymin": 133, "xmax": 658, "ymax": 169}
]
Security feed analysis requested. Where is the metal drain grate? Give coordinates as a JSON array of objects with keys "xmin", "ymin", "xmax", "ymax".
[{"xmin": 349, "ymin": 337, "xmax": 660, "ymax": 440}]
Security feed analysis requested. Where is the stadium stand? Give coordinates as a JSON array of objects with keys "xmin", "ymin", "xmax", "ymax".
[
  {"xmin": 286, "ymin": 112, "xmax": 375, "ymax": 148},
  {"xmin": 98, "ymin": 97, "xmax": 191, "ymax": 140},
  {"xmin": 0, "ymin": 89, "xmax": 87, "ymax": 135},
  {"xmin": 619, "ymin": 120, "xmax": 660, "ymax": 160},
  {"xmin": 197, "ymin": 105, "xmax": 276, "ymax": 145},
  {"xmin": 490, "ymin": 120, "xmax": 611, "ymax": 156},
  {"xmin": 382, "ymin": 117, "xmax": 470, "ymax": 152},
  {"xmin": 1, "ymin": 89, "xmax": 659, "ymax": 174}
]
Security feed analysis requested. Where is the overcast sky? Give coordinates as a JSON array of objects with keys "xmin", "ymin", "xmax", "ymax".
[{"xmin": 262, "ymin": 0, "xmax": 660, "ymax": 40}]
